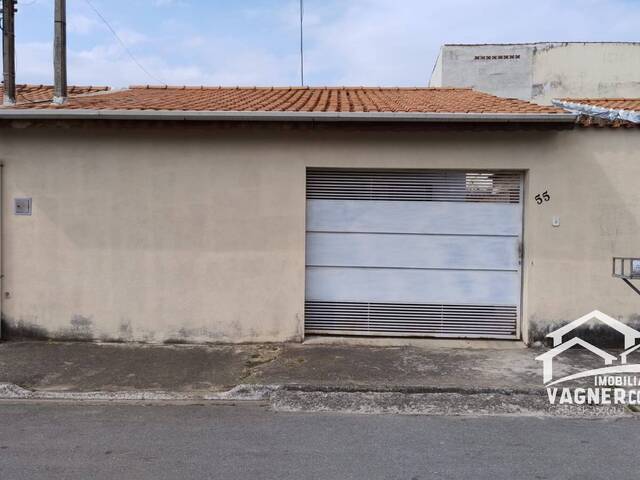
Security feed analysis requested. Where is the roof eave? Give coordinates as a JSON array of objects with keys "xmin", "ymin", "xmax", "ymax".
[{"xmin": 0, "ymin": 109, "xmax": 578, "ymax": 123}]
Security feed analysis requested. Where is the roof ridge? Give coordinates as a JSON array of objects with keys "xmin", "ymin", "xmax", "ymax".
[
  {"xmin": 0, "ymin": 83, "xmax": 110, "ymax": 90},
  {"xmin": 59, "ymin": 87, "xmax": 122, "ymax": 101},
  {"xmin": 68, "ymin": 85, "xmax": 111, "ymax": 91},
  {"xmin": 128, "ymin": 85, "xmax": 476, "ymax": 91}
]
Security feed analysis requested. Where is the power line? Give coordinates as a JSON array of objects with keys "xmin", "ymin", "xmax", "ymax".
[{"xmin": 82, "ymin": 0, "xmax": 165, "ymax": 84}]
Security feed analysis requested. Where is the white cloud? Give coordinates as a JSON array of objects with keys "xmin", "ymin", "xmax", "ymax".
[
  {"xmin": 15, "ymin": 42, "xmax": 52, "ymax": 82},
  {"xmin": 67, "ymin": 13, "xmax": 102, "ymax": 35},
  {"xmin": 114, "ymin": 28, "xmax": 148, "ymax": 46},
  {"xmin": 181, "ymin": 35, "xmax": 206, "ymax": 48},
  {"xmin": 16, "ymin": 34, "xmax": 297, "ymax": 88},
  {"xmin": 153, "ymin": 0, "xmax": 187, "ymax": 6}
]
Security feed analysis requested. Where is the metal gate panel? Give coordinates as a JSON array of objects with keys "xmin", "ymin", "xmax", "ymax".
[
  {"xmin": 306, "ymin": 267, "xmax": 520, "ymax": 305},
  {"xmin": 304, "ymin": 169, "xmax": 523, "ymax": 339},
  {"xmin": 307, "ymin": 200, "xmax": 521, "ymax": 236},
  {"xmin": 306, "ymin": 233, "xmax": 519, "ymax": 271}
]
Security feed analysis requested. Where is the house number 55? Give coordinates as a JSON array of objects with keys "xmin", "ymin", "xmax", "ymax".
[{"xmin": 534, "ymin": 191, "xmax": 550, "ymax": 205}]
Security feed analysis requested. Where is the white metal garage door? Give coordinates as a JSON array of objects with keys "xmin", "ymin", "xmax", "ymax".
[{"xmin": 304, "ymin": 169, "xmax": 523, "ymax": 339}]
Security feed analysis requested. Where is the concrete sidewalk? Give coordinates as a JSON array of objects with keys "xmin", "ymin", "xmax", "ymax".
[
  {"xmin": 0, "ymin": 340, "xmax": 630, "ymax": 416},
  {"xmin": 0, "ymin": 339, "xmax": 603, "ymax": 392}
]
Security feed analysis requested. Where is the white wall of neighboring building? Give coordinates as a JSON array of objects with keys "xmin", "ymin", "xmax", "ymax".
[
  {"xmin": 429, "ymin": 51, "xmax": 444, "ymax": 89},
  {"xmin": 531, "ymin": 43, "xmax": 640, "ymax": 104},
  {"xmin": 429, "ymin": 44, "xmax": 533, "ymax": 100},
  {"xmin": 429, "ymin": 42, "xmax": 640, "ymax": 104}
]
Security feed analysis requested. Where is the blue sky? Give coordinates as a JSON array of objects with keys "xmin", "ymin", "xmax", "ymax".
[{"xmin": 13, "ymin": 0, "xmax": 640, "ymax": 87}]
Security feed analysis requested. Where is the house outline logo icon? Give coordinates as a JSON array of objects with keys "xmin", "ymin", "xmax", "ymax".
[{"xmin": 535, "ymin": 310, "xmax": 640, "ymax": 385}]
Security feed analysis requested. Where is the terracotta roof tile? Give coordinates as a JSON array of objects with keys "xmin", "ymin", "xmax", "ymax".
[
  {"xmin": 7, "ymin": 85, "xmax": 564, "ymax": 114},
  {"xmin": 561, "ymin": 98, "xmax": 640, "ymax": 111},
  {"xmin": 0, "ymin": 84, "xmax": 110, "ymax": 104}
]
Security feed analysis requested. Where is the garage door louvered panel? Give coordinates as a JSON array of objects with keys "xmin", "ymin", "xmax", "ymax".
[
  {"xmin": 304, "ymin": 169, "xmax": 523, "ymax": 339},
  {"xmin": 305, "ymin": 302, "xmax": 518, "ymax": 337},
  {"xmin": 307, "ymin": 169, "xmax": 521, "ymax": 203}
]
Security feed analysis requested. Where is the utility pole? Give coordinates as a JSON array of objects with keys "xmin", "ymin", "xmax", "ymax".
[
  {"xmin": 299, "ymin": 0, "xmax": 304, "ymax": 87},
  {"xmin": 2, "ymin": 0, "xmax": 16, "ymax": 106},
  {"xmin": 53, "ymin": 0, "xmax": 67, "ymax": 104}
]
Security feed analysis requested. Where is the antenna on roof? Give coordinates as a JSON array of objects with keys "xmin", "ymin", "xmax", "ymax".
[{"xmin": 299, "ymin": 0, "xmax": 304, "ymax": 86}]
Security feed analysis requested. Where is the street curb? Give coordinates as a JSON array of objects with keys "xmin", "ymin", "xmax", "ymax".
[
  {"xmin": 0, "ymin": 382, "xmax": 546, "ymax": 401},
  {"xmin": 0, "ymin": 382, "xmax": 632, "ymax": 416},
  {"xmin": 278, "ymin": 383, "xmax": 547, "ymax": 396},
  {"xmin": 0, "ymin": 383, "xmax": 279, "ymax": 402}
]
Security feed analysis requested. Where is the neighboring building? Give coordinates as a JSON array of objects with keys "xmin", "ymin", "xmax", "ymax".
[
  {"xmin": 0, "ymin": 85, "xmax": 638, "ymax": 346},
  {"xmin": 429, "ymin": 42, "xmax": 640, "ymax": 104}
]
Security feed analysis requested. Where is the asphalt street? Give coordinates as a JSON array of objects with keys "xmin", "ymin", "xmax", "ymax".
[{"xmin": 0, "ymin": 402, "xmax": 637, "ymax": 480}]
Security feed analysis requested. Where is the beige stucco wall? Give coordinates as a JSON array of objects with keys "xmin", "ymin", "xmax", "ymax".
[{"xmin": 0, "ymin": 123, "xmax": 638, "ymax": 344}]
